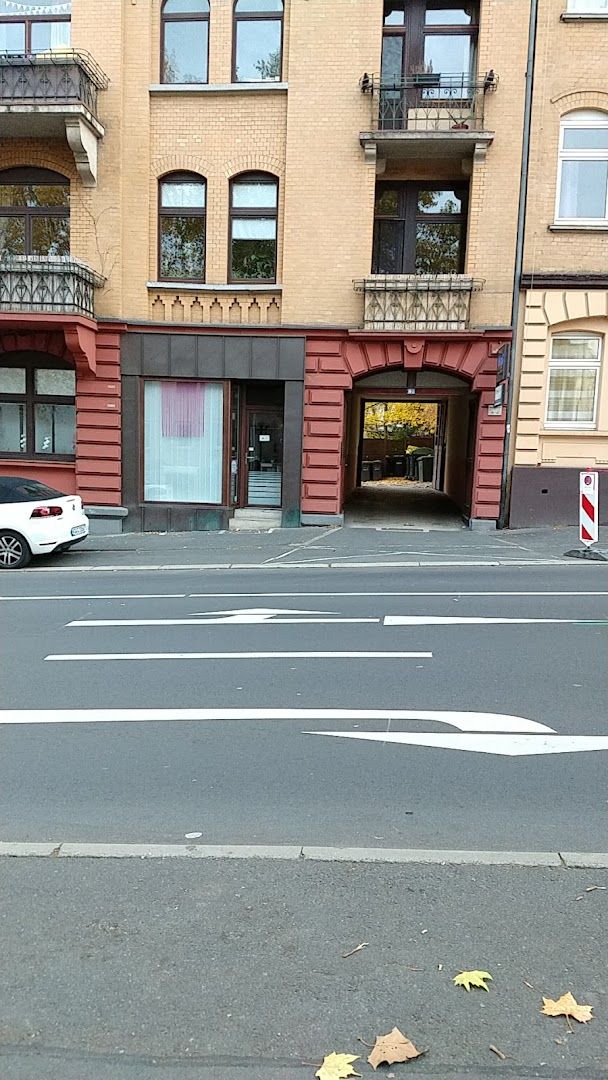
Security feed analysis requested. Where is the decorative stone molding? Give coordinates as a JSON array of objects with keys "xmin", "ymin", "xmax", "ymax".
[{"xmin": 147, "ymin": 287, "xmax": 282, "ymax": 325}]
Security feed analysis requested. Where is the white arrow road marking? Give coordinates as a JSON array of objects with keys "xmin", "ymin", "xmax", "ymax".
[
  {"xmin": 384, "ymin": 616, "xmax": 608, "ymax": 626},
  {"xmin": 67, "ymin": 607, "xmax": 381, "ymax": 628},
  {"xmin": 308, "ymin": 731, "xmax": 608, "ymax": 757},
  {"xmin": 44, "ymin": 651, "xmax": 431, "ymax": 662},
  {"xmin": 0, "ymin": 708, "xmax": 549, "ymax": 728}
]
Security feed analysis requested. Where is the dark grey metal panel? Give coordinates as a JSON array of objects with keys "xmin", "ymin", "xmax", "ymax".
[
  {"xmin": 121, "ymin": 375, "xmax": 141, "ymax": 515},
  {"xmin": 170, "ymin": 335, "xmax": 197, "ymax": 377},
  {"xmin": 121, "ymin": 333, "xmax": 142, "ymax": 376},
  {"xmin": 224, "ymin": 336, "xmax": 252, "ymax": 379},
  {"xmin": 509, "ymin": 466, "xmax": 608, "ymax": 528},
  {"xmin": 197, "ymin": 336, "xmax": 224, "ymax": 378},
  {"xmin": 142, "ymin": 334, "xmax": 170, "ymax": 376},
  {"xmin": 282, "ymin": 379, "xmax": 304, "ymax": 519},
  {"xmin": 251, "ymin": 336, "xmax": 279, "ymax": 380},
  {"xmin": 278, "ymin": 336, "xmax": 305, "ymax": 381}
]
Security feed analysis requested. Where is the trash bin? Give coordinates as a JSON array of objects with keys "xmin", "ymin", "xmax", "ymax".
[
  {"xmin": 385, "ymin": 455, "xmax": 396, "ymax": 477},
  {"xmin": 361, "ymin": 461, "xmax": 371, "ymax": 482},
  {"xmin": 394, "ymin": 456, "xmax": 405, "ymax": 477},
  {"xmin": 417, "ymin": 454, "xmax": 434, "ymax": 482},
  {"xmin": 372, "ymin": 460, "xmax": 382, "ymax": 481}
]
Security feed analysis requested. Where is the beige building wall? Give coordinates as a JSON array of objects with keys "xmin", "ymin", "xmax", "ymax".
[
  {"xmin": 0, "ymin": 0, "xmax": 541, "ymax": 332},
  {"xmin": 511, "ymin": 0, "xmax": 608, "ymax": 490}
]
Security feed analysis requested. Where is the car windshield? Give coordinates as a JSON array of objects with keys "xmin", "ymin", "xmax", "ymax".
[{"xmin": 0, "ymin": 477, "xmax": 65, "ymax": 503}]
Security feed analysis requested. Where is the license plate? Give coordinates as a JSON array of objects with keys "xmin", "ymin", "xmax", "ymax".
[{"xmin": 71, "ymin": 525, "xmax": 87, "ymax": 537}]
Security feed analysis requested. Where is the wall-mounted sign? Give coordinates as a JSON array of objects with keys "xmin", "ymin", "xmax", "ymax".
[
  {"xmin": 496, "ymin": 343, "xmax": 510, "ymax": 384},
  {"xmin": 259, "ymin": 434, "xmax": 271, "ymax": 443}
]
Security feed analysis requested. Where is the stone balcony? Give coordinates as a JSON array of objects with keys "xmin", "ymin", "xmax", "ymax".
[
  {"xmin": 0, "ymin": 256, "xmax": 105, "ymax": 319},
  {"xmin": 359, "ymin": 71, "xmax": 496, "ymax": 163},
  {"xmin": 0, "ymin": 51, "xmax": 108, "ymax": 186},
  {"xmin": 354, "ymin": 274, "xmax": 482, "ymax": 332}
]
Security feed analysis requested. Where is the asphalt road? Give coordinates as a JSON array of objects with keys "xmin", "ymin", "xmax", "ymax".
[{"xmin": 1, "ymin": 562, "xmax": 607, "ymax": 851}]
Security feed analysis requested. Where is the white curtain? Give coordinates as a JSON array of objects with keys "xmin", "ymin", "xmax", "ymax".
[
  {"xmin": 232, "ymin": 218, "xmax": 276, "ymax": 239},
  {"xmin": 144, "ymin": 380, "xmax": 224, "ymax": 504},
  {"xmin": 546, "ymin": 367, "xmax": 598, "ymax": 424}
]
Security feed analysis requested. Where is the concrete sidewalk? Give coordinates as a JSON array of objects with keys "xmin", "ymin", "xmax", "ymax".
[
  {"xmin": 26, "ymin": 521, "xmax": 608, "ymax": 570},
  {"xmin": 1, "ymin": 857, "xmax": 606, "ymax": 1079}
]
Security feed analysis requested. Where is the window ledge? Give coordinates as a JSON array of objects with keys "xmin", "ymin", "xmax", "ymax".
[
  {"xmin": 149, "ymin": 82, "xmax": 287, "ymax": 95},
  {"xmin": 561, "ymin": 11, "xmax": 608, "ymax": 19},
  {"xmin": 542, "ymin": 426, "xmax": 600, "ymax": 433},
  {"xmin": 147, "ymin": 281, "xmax": 282, "ymax": 292},
  {"xmin": 549, "ymin": 222, "xmax": 608, "ymax": 231}
]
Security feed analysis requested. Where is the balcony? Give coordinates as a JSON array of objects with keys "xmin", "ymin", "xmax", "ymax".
[
  {"xmin": 354, "ymin": 275, "xmax": 482, "ymax": 332},
  {"xmin": 0, "ymin": 51, "xmax": 109, "ymax": 186},
  {"xmin": 360, "ymin": 72, "xmax": 496, "ymax": 163},
  {"xmin": 0, "ymin": 256, "xmax": 105, "ymax": 320}
]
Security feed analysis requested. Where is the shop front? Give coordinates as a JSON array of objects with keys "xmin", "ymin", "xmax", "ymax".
[{"xmin": 120, "ymin": 330, "xmax": 304, "ymax": 532}]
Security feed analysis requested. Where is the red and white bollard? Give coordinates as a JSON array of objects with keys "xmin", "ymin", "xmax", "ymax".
[{"xmin": 579, "ymin": 470, "xmax": 599, "ymax": 548}]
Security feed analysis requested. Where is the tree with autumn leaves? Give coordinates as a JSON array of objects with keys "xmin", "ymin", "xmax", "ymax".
[{"xmin": 363, "ymin": 402, "xmax": 437, "ymax": 440}]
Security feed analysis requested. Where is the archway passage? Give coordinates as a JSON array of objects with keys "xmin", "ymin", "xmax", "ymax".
[
  {"xmin": 343, "ymin": 372, "xmax": 474, "ymax": 528},
  {"xmin": 301, "ymin": 334, "xmax": 509, "ymax": 528}
]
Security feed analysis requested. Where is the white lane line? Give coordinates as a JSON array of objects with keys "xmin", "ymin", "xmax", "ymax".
[
  {"xmin": 310, "ymin": 731, "xmax": 608, "ymax": 757},
  {"xmin": 67, "ymin": 617, "xmax": 380, "ymax": 628},
  {"xmin": 0, "ymin": 708, "xmax": 542, "ymax": 729},
  {"xmin": 188, "ymin": 591, "xmax": 608, "ymax": 599},
  {"xmin": 384, "ymin": 616, "xmax": 608, "ymax": 626},
  {"xmin": 44, "ymin": 651, "xmax": 432, "ymax": 662},
  {"xmin": 0, "ymin": 594, "xmax": 187, "ymax": 602}
]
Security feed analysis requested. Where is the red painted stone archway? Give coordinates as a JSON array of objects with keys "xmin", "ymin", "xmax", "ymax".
[{"xmin": 302, "ymin": 332, "xmax": 510, "ymax": 524}]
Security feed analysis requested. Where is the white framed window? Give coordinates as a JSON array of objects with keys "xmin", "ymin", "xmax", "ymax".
[
  {"xmin": 545, "ymin": 334, "xmax": 602, "ymax": 428},
  {"xmin": 556, "ymin": 111, "xmax": 608, "ymax": 223},
  {"xmin": 566, "ymin": 0, "xmax": 608, "ymax": 12}
]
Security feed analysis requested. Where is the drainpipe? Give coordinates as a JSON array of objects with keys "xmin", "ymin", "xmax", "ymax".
[{"xmin": 498, "ymin": 0, "xmax": 539, "ymax": 528}]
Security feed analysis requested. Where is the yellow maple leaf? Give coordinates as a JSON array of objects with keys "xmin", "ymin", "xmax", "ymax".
[
  {"xmin": 453, "ymin": 969, "xmax": 493, "ymax": 992},
  {"xmin": 315, "ymin": 1052, "xmax": 360, "ymax": 1080},
  {"xmin": 542, "ymin": 992, "xmax": 594, "ymax": 1024},
  {"xmin": 368, "ymin": 1027, "xmax": 424, "ymax": 1070}
]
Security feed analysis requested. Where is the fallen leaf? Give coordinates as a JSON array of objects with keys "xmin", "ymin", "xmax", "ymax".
[
  {"xmin": 586, "ymin": 885, "xmax": 606, "ymax": 893},
  {"xmin": 315, "ymin": 1052, "xmax": 360, "ymax": 1079},
  {"xmin": 542, "ymin": 992, "xmax": 593, "ymax": 1024},
  {"xmin": 489, "ymin": 1045, "xmax": 507, "ymax": 1060},
  {"xmin": 368, "ymin": 1028, "xmax": 424, "ymax": 1070},
  {"xmin": 523, "ymin": 980, "xmax": 535, "ymax": 991},
  {"xmin": 453, "ymin": 969, "xmax": 493, "ymax": 992},
  {"xmin": 342, "ymin": 942, "xmax": 369, "ymax": 959}
]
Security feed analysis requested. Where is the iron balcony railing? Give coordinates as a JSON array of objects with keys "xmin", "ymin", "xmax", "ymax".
[
  {"xmin": 0, "ymin": 256, "xmax": 105, "ymax": 319},
  {"xmin": 0, "ymin": 50, "xmax": 108, "ymax": 118},
  {"xmin": 361, "ymin": 71, "xmax": 497, "ymax": 133},
  {"xmin": 354, "ymin": 275, "xmax": 483, "ymax": 331}
]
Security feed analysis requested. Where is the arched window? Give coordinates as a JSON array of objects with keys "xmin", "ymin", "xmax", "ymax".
[
  {"xmin": 0, "ymin": 167, "xmax": 69, "ymax": 258},
  {"xmin": 557, "ymin": 110, "xmax": 608, "ymax": 223},
  {"xmin": 546, "ymin": 333, "xmax": 603, "ymax": 428},
  {"xmin": 158, "ymin": 172, "xmax": 206, "ymax": 281},
  {"xmin": 0, "ymin": 0, "xmax": 71, "ymax": 54},
  {"xmin": 0, "ymin": 352, "xmax": 75, "ymax": 459},
  {"xmin": 233, "ymin": 0, "xmax": 283, "ymax": 83},
  {"xmin": 229, "ymin": 172, "xmax": 278, "ymax": 282},
  {"xmin": 161, "ymin": 0, "xmax": 209, "ymax": 84}
]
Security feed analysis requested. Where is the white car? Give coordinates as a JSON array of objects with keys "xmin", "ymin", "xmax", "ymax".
[{"xmin": 0, "ymin": 476, "xmax": 89, "ymax": 569}]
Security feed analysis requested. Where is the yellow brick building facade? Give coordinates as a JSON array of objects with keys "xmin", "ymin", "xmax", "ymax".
[{"xmin": 0, "ymin": 0, "xmax": 602, "ymax": 532}]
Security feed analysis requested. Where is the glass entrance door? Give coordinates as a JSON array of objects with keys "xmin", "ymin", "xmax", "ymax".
[{"xmin": 245, "ymin": 408, "xmax": 283, "ymax": 507}]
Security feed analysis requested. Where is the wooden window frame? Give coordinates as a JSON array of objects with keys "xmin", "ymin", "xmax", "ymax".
[
  {"xmin": 381, "ymin": 1, "xmax": 479, "ymax": 79},
  {"xmin": 372, "ymin": 179, "xmax": 468, "ymax": 274},
  {"xmin": 228, "ymin": 171, "xmax": 278, "ymax": 284},
  {"xmin": 0, "ymin": 353, "xmax": 76, "ymax": 462},
  {"xmin": 0, "ymin": 166, "xmax": 70, "ymax": 258},
  {"xmin": 160, "ymin": 0, "xmax": 210, "ymax": 85},
  {"xmin": 0, "ymin": 8, "xmax": 71, "ymax": 53},
  {"xmin": 232, "ymin": 0, "xmax": 284, "ymax": 84},
  {"xmin": 158, "ymin": 172, "xmax": 207, "ymax": 283}
]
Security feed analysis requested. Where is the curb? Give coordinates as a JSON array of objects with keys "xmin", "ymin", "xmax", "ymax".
[{"xmin": 0, "ymin": 842, "xmax": 606, "ymax": 868}]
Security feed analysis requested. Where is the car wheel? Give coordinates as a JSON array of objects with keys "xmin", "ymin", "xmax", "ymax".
[{"xmin": 0, "ymin": 531, "xmax": 32, "ymax": 569}]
